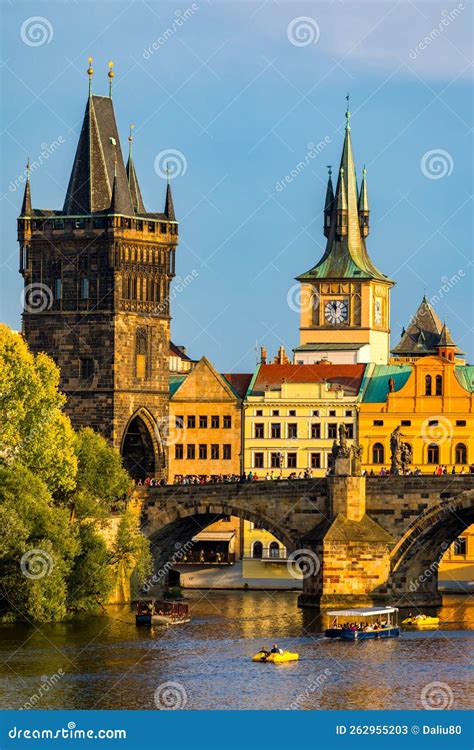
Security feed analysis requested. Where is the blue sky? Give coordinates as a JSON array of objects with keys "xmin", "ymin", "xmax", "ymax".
[{"xmin": 1, "ymin": 0, "xmax": 472, "ymax": 372}]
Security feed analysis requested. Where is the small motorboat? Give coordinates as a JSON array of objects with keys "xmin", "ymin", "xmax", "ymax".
[
  {"xmin": 325, "ymin": 606, "xmax": 400, "ymax": 640},
  {"xmin": 252, "ymin": 650, "xmax": 299, "ymax": 663},
  {"xmin": 401, "ymin": 614, "xmax": 439, "ymax": 629},
  {"xmin": 135, "ymin": 598, "xmax": 190, "ymax": 626}
]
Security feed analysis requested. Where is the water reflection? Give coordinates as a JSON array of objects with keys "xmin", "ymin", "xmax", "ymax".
[{"xmin": 0, "ymin": 593, "xmax": 472, "ymax": 710}]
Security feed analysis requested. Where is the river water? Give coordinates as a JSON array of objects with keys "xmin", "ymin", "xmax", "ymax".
[{"xmin": 1, "ymin": 592, "xmax": 472, "ymax": 711}]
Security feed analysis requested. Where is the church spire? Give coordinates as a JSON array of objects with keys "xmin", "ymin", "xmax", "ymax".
[
  {"xmin": 21, "ymin": 159, "xmax": 32, "ymax": 216},
  {"xmin": 164, "ymin": 164, "xmax": 176, "ymax": 221},
  {"xmin": 358, "ymin": 165, "xmax": 369, "ymax": 237},
  {"xmin": 297, "ymin": 100, "xmax": 391, "ymax": 283},
  {"xmin": 323, "ymin": 165, "xmax": 334, "ymax": 238}
]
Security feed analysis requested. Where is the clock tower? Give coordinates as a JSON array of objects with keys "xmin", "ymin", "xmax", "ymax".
[{"xmin": 294, "ymin": 105, "xmax": 394, "ymax": 365}]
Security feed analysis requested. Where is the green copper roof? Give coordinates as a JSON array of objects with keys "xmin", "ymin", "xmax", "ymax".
[
  {"xmin": 362, "ymin": 364, "xmax": 412, "ymax": 403},
  {"xmin": 298, "ymin": 115, "xmax": 392, "ymax": 283},
  {"xmin": 454, "ymin": 366, "xmax": 474, "ymax": 392}
]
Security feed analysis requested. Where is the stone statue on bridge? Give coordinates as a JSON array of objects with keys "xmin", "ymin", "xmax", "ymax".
[
  {"xmin": 390, "ymin": 426, "xmax": 402, "ymax": 474},
  {"xmin": 401, "ymin": 442, "xmax": 412, "ymax": 474}
]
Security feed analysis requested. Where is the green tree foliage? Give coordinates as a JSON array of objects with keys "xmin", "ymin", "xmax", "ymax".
[
  {"xmin": 0, "ymin": 324, "xmax": 77, "ymax": 494},
  {"xmin": 0, "ymin": 326, "xmax": 150, "ymax": 622}
]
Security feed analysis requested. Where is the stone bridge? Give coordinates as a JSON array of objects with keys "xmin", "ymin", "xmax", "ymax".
[{"xmin": 139, "ymin": 475, "xmax": 474, "ymax": 608}]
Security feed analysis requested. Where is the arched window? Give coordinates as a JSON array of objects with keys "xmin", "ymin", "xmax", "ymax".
[
  {"xmin": 435, "ymin": 374, "xmax": 443, "ymax": 396},
  {"xmin": 269, "ymin": 541, "xmax": 280, "ymax": 559},
  {"xmin": 373, "ymin": 442, "xmax": 384, "ymax": 464},
  {"xmin": 81, "ymin": 278, "xmax": 89, "ymax": 300},
  {"xmin": 427, "ymin": 443, "xmax": 439, "ymax": 464},
  {"xmin": 252, "ymin": 541, "xmax": 263, "ymax": 559},
  {"xmin": 455, "ymin": 443, "xmax": 467, "ymax": 465},
  {"xmin": 425, "ymin": 375, "xmax": 432, "ymax": 395},
  {"xmin": 135, "ymin": 328, "xmax": 148, "ymax": 380}
]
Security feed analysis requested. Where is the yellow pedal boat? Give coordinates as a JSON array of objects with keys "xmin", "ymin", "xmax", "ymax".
[
  {"xmin": 402, "ymin": 615, "xmax": 439, "ymax": 629},
  {"xmin": 252, "ymin": 650, "xmax": 299, "ymax": 663}
]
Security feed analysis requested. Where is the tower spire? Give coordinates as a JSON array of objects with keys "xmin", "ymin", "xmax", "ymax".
[
  {"xmin": 126, "ymin": 124, "xmax": 145, "ymax": 214},
  {"xmin": 345, "ymin": 92, "xmax": 351, "ymax": 131},
  {"xmin": 164, "ymin": 163, "xmax": 176, "ymax": 221},
  {"xmin": 323, "ymin": 165, "xmax": 334, "ymax": 238},
  {"xmin": 87, "ymin": 57, "xmax": 93, "ymax": 96},
  {"xmin": 108, "ymin": 61, "xmax": 114, "ymax": 98},
  {"xmin": 358, "ymin": 164, "xmax": 369, "ymax": 237},
  {"xmin": 21, "ymin": 158, "xmax": 32, "ymax": 216}
]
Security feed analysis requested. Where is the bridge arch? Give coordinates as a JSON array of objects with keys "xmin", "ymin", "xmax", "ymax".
[
  {"xmin": 121, "ymin": 408, "xmax": 163, "ymax": 481},
  {"xmin": 389, "ymin": 490, "xmax": 474, "ymax": 601}
]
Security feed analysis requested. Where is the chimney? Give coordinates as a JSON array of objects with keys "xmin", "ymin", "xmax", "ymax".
[
  {"xmin": 260, "ymin": 346, "xmax": 267, "ymax": 364},
  {"xmin": 274, "ymin": 345, "xmax": 289, "ymax": 365}
]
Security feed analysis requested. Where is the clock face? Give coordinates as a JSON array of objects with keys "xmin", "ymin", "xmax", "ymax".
[
  {"xmin": 324, "ymin": 299, "xmax": 348, "ymax": 325},
  {"xmin": 374, "ymin": 298, "xmax": 382, "ymax": 326}
]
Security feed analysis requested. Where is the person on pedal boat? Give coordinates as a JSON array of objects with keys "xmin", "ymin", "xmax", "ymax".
[{"xmin": 270, "ymin": 643, "xmax": 283, "ymax": 654}]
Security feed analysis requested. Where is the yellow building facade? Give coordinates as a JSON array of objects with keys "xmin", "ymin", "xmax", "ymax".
[
  {"xmin": 168, "ymin": 357, "xmax": 249, "ymax": 481},
  {"xmin": 244, "ymin": 362, "xmax": 366, "ymax": 476}
]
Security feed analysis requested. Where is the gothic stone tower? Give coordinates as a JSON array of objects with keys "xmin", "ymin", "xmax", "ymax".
[
  {"xmin": 295, "ymin": 104, "xmax": 394, "ymax": 365},
  {"xmin": 18, "ymin": 62, "xmax": 178, "ymax": 480}
]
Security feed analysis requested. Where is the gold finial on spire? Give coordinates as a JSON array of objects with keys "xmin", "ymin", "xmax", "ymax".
[
  {"xmin": 26, "ymin": 157, "xmax": 30, "ymax": 179},
  {"xmin": 345, "ymin": 92, "xmax": 351, "ymax": 131},
  {"xmin": 87, "ymin": 56, "xmax": 94, "ymax": 95},
  {"xmin": 108, "ymin": 60, "xmax": 115, "ymax": 97}
]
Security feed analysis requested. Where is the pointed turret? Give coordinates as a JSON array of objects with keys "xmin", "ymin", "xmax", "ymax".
[
  {"xmin": 164, "ymin": 165, "xmax": 176, "ymax": 221},
  {"xmin": 20, "ymin": 159, "xmax": 32, "ymax": 216},
  {"xmin": 437, "ymin": 322, "xmax": 457, "ymax": 362},
  {"xmin": 126, "ymin": 125, "xmax": 145, "ymax": 214},
  {"xmin": 63, "ymin": 60, "xmax": 133, "ymax": 216},
  {"xmin": 298, "ymin": 99, "xmax": 390, "ymax": 282},
  {"xmin": 323, "ymin": 165, "xmax": 334, "ymax": 238},
  {"xmin": 358, "ymin": 165, "xmax": 369, "ymax": 237}
]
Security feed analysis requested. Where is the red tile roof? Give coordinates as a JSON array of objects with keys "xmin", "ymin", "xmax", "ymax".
[
  {"xmin": 251, "ymin": 363, "xmax": 366, "ymax": 396},
  {"xmin": 223, "ymin": 373, "xmax": 253, "ymax": 399}
]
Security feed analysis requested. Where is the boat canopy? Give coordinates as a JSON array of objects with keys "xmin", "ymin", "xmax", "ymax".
[{"xmin": 327, "ymin": 607, "xmax": 398, "ymax": 617}]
